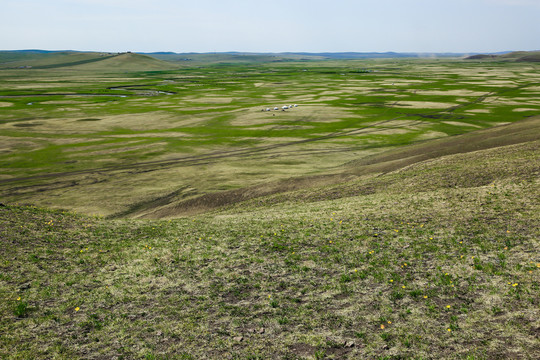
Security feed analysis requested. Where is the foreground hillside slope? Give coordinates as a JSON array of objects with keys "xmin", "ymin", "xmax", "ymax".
[{"xmin": 1, "ymin": 133, "xmax": 538, "ymax": 359}]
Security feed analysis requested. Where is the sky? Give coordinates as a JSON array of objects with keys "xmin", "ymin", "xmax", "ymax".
[{"xmin": 1, "ymin": 0, "xmax": 539, "ymax": 53}]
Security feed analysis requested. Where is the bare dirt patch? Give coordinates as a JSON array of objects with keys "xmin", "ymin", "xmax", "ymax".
[
  {"xmin": 442, "ymin": 121, "xmax": 482, "ymax": 128},
  {"xmin": 513, "ymin": 108, "xmax": 539, "ymax": 112},
  {"xmin": 0, "ymin": 137, "xmax": 42, "ymax": 153},
  {"xmin": 393, "ymin": 101, "xmax": 456, "ymax": 109},
  {"xmin": 185, "ymin": 96, "xmax": 233, "ymax": 104},
  {"xmin": 465, "ymin": 109, "xmax": 491, "ymax": 113},
  {"xmin": 416, "ymin": 131, "xmax": 448, "ymax": 140},
  {"xmin": 244, "ymin": 125, "xmax": 315, "ymax": 131},
  {"xmin": 415, "ymin": 90, "xmax": 486, "ymax": 97},
  {"xmin": 82, "ymin": 112, "xmax": 179, "ymax": 131},
  {"xmin": 288, "ymin": 343, "xmax": 317, "ymax": 357},
  {"xmin": 102, "ymin": 132, "xmax": 191, "ymax": 138},
  {"xmin": 0, "ymin": 102, "xmax": 13, "ymax": 107}
]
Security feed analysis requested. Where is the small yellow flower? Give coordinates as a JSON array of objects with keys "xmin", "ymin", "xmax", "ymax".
[
  {"xmin": 512, "ymin": 283, "xmax": 518, "ymax": 287},
  {"xmin": 423, "ymin": 295, "xmax": 428, "ymax": 299},
  {"xmin": 354, "ymin": 269, "xmax": 358, "ymax": 273},
  {"xmin": 17, "ymin": 297, "xmax": 21, "ymax": 301},
  {"xmin": 402, "ymin": 286, "xmax": 406, "ymax": 289},
  {"xmin": 446, "ymin": 305, "xmax": 451, "ymax": 309},
  {"xmin": 390, "ymin": 279, "xmax": 393, "ymax": 282},
  {"xmin": 447, "ymin": 328, "xmax": 451, "ymax": 332},
  {"xmin": 430, "ymin": 237, "xmax": 433, "ymax": 240},
  {"xmin": 380, "ymin": 324, "xmax": 385, "ymax": 329},
  {"xmin": 387, "ymin": 321, "xmax": 392, "ymax": 324},
  {"xmin": 75, "ymin": 307, "xmax": 80, "ymax": 311},
  {"xmin": 268, "ymin": 295, "xmax": 271, "ymax": 298}
]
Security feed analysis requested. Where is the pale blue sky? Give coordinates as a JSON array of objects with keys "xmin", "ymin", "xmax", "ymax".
[{"xmin": 1, "ymin": 0, "xmax": 539, "ymax": 53}]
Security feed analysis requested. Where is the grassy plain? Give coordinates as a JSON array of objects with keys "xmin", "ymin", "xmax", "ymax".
[
  {"xmin": 0, "ymin": 54, "xmax": 539, "ymax": 359},
  {"xmin": 1, "ymin": 55, "xmax": 539, "ymax": 216}
]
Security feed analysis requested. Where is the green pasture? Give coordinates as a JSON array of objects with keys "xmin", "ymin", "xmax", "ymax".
[{"xmin": 0, "ymin": 57, "xmax": 539, "ymax": 216}]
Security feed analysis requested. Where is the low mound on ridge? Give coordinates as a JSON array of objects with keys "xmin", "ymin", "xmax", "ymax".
[
  {"xmin": 72, "ymin": 52, "xmax": 178, "ymax": 71},
  {"xmin": 466, "ymin": 50, "xmax": 540, "ymax": 62}
]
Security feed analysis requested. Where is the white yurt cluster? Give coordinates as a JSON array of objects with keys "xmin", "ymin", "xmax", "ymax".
[{"xmin": 261, "ymin": 104, "xmax": 298, "ymax": 112}]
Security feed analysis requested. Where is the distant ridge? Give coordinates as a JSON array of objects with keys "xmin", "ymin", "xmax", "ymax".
[
  {"xmin": 71, "ymin": 52, "xmax": 178, "ymax": 70},
  {"xmin": 465, "ymin": 50, "xmax": 540, "ymax": 62},
  {"xmin": 4, "ymin": 49, "xmax": 536, "ymax": 66},
  {"xmin": 0, "ymin": 51, "xmax": 178, "ymax": 70},
  {"xmin": 145, "ymin": 51, "xmax": 480, "ymax": 61}
]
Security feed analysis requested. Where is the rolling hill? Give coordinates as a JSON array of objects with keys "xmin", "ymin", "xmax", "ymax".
[
  {"xmin": 466, "ymin": 50, "xmax": 540, "ymax": 62},
  {"xmin": 0, "ymin": 51, "xmax": 178, "ymax": 70},
  {"xmin": 72, "ymin": 52, "xmax": 178, "ymax": 71}
]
